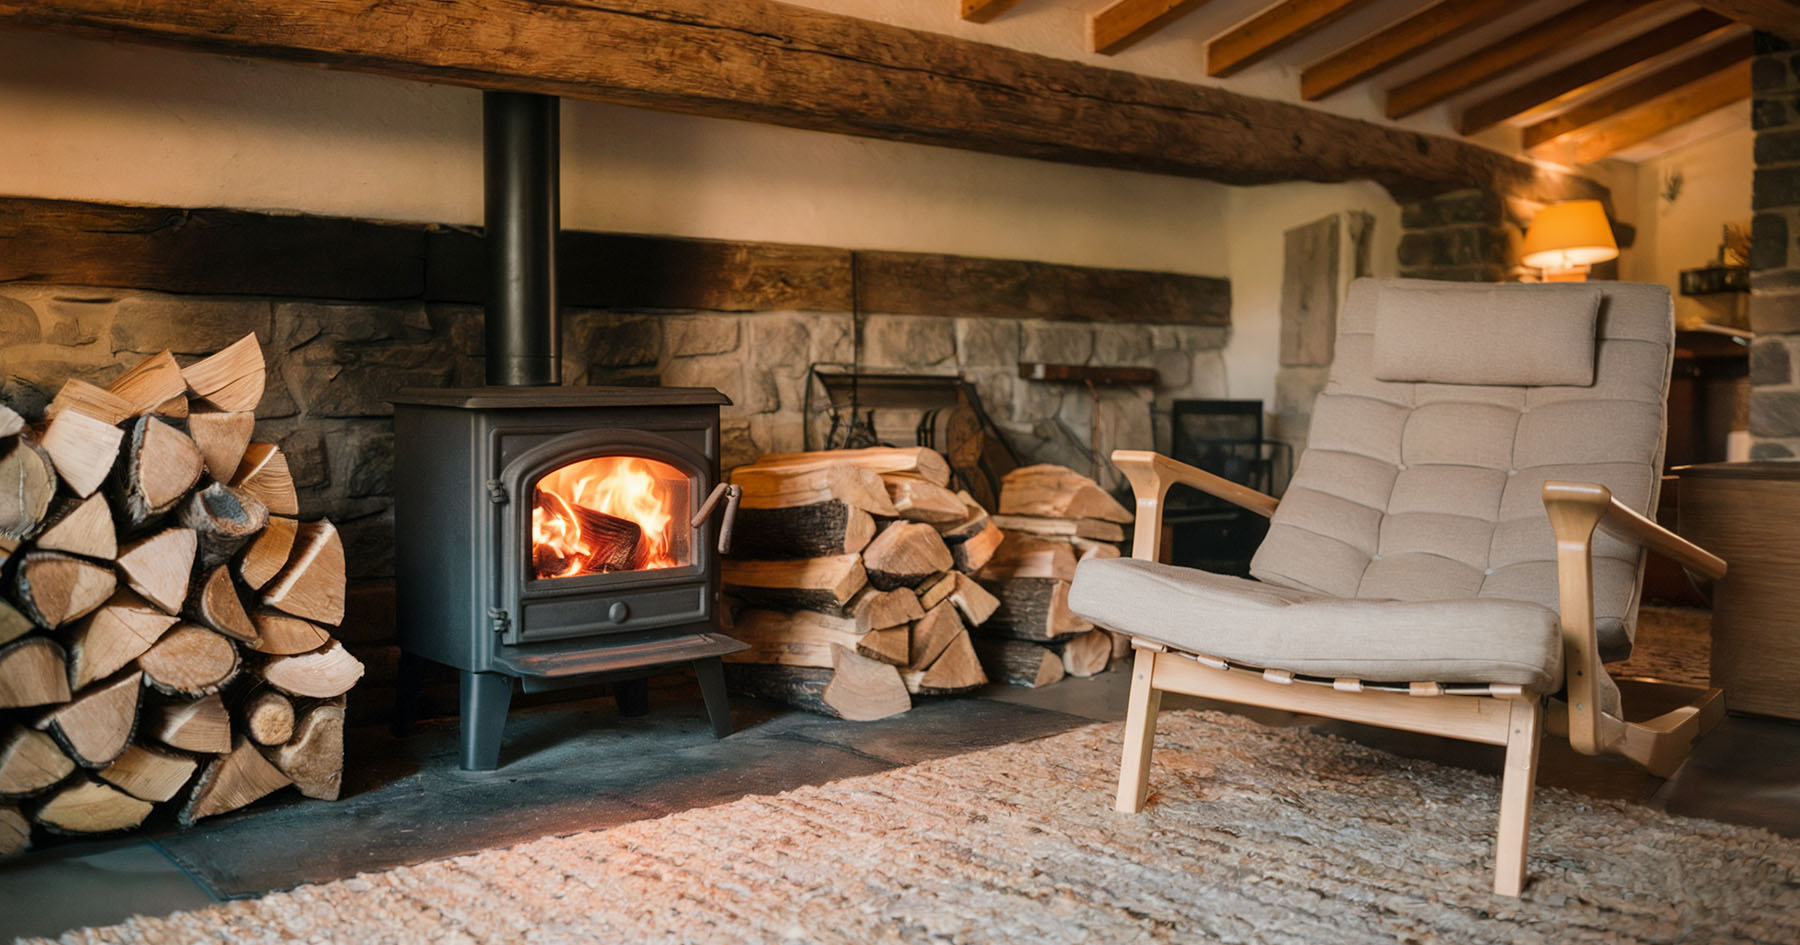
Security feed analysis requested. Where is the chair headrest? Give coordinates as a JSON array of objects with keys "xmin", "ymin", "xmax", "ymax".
[{"xmin": 1371, "ymin": 281, "xmax": 1602, "ymax": 387}]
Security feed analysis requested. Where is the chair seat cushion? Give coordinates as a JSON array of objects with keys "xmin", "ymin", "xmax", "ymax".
[{"xmin": 1068, "ymin": 558, "xmax": 1565, "ymax": 691}]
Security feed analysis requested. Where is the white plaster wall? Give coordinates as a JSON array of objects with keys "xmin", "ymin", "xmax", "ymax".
[{"xmin": 1630, "ymin": 119, "xmax": 1755, "ymax": 329}]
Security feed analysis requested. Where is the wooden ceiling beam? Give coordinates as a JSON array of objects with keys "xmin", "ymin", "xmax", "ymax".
[
  {"xmin": 1523, "ymin": 34, "xmax": 1754, "ymax": 149},
  {"xmin": 1457, "ymin": 10, "xmax": 1735, "ymax": 135},
  {"xmin": 1207, "ymin": 0, "xmax": 1382, "ymax": 77},
  {"xmin": 1090, "ymin": 0, "xmax": 1212, "ymax": 55},
  {"xmin": 1300, "ymin": 0, "xmax": 1515, "ymax": 101},
  {"xmin": 1568, "ymin": 61, "xmax": 1752, "ymax": 163},
  {"xmin": 961, "ymin": 0, "xmax": 1021, "ymax": 24},
  {"xmin": 1697, "ymin": 0, "xmax": 1800, "ymax": 41},
  {"xmin": 1385, "ymin": 0, "xmax": 1643, "ymax": 119}
]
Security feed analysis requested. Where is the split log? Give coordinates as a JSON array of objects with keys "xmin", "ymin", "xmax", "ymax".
[
  {"xmin": 848, "ymin": 585, "xmax": 923, "ymax": 633},
  {"xmin": 883, "ymin": 476, "xmax": 966, "ymax": 524},
  {"xmin": 114, "ymin": 416, "xmax": 205, "ymax": 528},
  {"xmin": 977, "ymin": 578, "xmax": 1092, "ymax": 642},
  {"xmin": 951, "ymin": 521, "xmax": 1004, "ymax": 573},
  {"xmin": 903, "ymin": 632, "xmax": 987, "ymax": 695},
  {"xmin": 855, "ymin": 627, "xmax": 909, "ymax": 665},
  {"xmin": 918, "ymin": 572, "xmax": 956, "ymax": 611},
  {"xmin": 248, "ymin": 611, "xmax": 331, "ymax": 655},
  {"xmin": 754, "ymin": 447, "xmax": 951, "ymax": 486},
  {"xmin": 731, "ymin": 463, "xmax": 899, "ymax": 517},
  {"xmin": 0, "ymin": 437, "xmax": 56, "ymax": 540},
  {"xmin": 862, "ymin": 522, "xmax": 954, "ymax": 590},
  {"xmin": 0, "ymin": 600, "xmax": 29, "ymax": 647},
  {"xmin": 179, "ymin": 736, "xmax": 290, "ymax": 826},
  {"xmin": 0, "ymin": 804, "xmax": 27, "ymax": 854},
  {"xmin": 187, "ymin": 408, "xmax": 256, "ymax": 481},
  {"xmin": 39, "ymin": 409, "xmax": 124, "ymax": 499},
  {"xmin": 991, "ymin": 514, "xmax": 1126, "ymax": 542},
  {"xmin": 723, "ymin": 554, "xmax": 866, "ymax": 612},
  {"xmin": 947, "ymin": 572, "xmax": 1001, "ymax": 626},
  {"xmin": 724, "ymin": 609, "xmax": 862, "ymax": 668},
  {"xmin": 1072, "ymin": 536, "xmax": 1121, "ymax": 561},
  {"xmin": 728, "ymin": 501, "xmax": 876, "ymax": 558},
  {"xmin": 0, "ymin": 725, "xmax": 75, "ymax": 797},
  {"xmin": 98, "ymin": 743, "xmax": 199, "ymax": 803},
  {"xmin": 823, "ymin": 646, "xmax": 913, "ymax": 720},
  {"xmin": 243, "ymin": 691, "xmax": 295, "ymax": 746},
  {"xmin": 0, "ymin": 637, "xmax": 71, "ymax": 708},
  {"xmin": 116, "ymin": 527, "xmax": 198, "ymax": 615},
  {"xmin": 67, "ymin": 590, "xmax": 181, "ymax": 690},
  {"xmin": 976, "ymin": 533, "xmax": 1078, "ymax": 583},
  {"xmin": 722, "ymin": 663, "xmax": 837, "ymax": 716},
  {"xmin": 259, "ymin": 639, "xmax": 365, "ymax": 698},
  {"xmin": 34, "ymin": 493, "xmax": 117, "ymax": 561},
  {"xmin": 179, "ymin": 485, "xmax": 270, "ymax": 576},
  {"xmin": 231, "ymin": 443, "xmax": 299, "ymax": 516},
  {"xmin": 1109, "ymin": 630, "xmax": 1132, "ymax": 661},
  {"xmin": 11, "ymin": 551, "xmax": 116, "ymax": 628},
  {"xmin": 33, "ymin": 779, "xmax": 153, "ymax": 834},
  {"xmin": 0, "ymin": 404, "xmax": 22, "ymax": 439},
  {"xmin": 35, "ymin": 671, "xmax": 141, "ymax": 768},
  {"xmin": 906, "ymin": 602, "xmax": 965, "ymax": 671},
  {"xmin": 147, "ymin": 694, "xmax": 231, "ymax": 754},
  {"xmin": 181, "ymin": 333, "xmax": 266, "ymax": 413},
  {"xmin": 261, "ymin": 520, "xmax": 345, "ymax": 626},
  {"xmin": 153, "ymin": 394, "xmax": 189, "ymax": 419},
  {"xmin": 1056, "ymin": 629, "xmax": 1114, "ymax": 678},
  {"xmin": 973, "ymin": 638, "xmax": 1065, "ymax": 688},
  {"xmin": 47, "ymin": 380, "xmax": 134, "ymax": 427},
  {"xmin": 139, "ymin": 624, "xmax": 239, "ymax": 698},
  {"xmin": 268, "ymin": 696, "xmax": 344, "ymax": 800},
  {"xmin": 935, "ymin": 491, "xmax": 991, "ymax": 543},
  {"xmin": 186, "ymin": 566, "xmax": 256, "ymax": 643},
  {"xmin": 107, "ymin": 350, "xmax": 189, "ymax": 417},
  {"xmin": 999, "ymin": 464, "xmax": 1132, "ymax": 523},
  {"xmin": 236, "ymin": 515, "xmax": 298, "ymax": 591},
  {"xmin": 567, "ymin": 499, "xmax": 644, "ymax": 573}
]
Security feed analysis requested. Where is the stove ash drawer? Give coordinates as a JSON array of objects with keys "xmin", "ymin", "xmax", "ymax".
[{"xmin": 513, "ymin": 582, "xmax": 709, "ymax": 644}]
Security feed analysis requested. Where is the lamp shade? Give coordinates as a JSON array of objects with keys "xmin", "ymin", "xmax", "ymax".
[{"xmin": 1521, "ymin": 199, "xmax": 1618, "ymax": 270}]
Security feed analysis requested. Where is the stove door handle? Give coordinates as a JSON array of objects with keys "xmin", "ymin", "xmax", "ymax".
[{"xmin": 691, "ymin": 482, "xmax": 743, "ymax": 555}]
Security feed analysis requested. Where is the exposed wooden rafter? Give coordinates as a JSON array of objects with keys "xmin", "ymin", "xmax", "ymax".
[
  {"xmin": 1458, "ymin": 10, "xmax": 1736, "ymax": 135},
  {"xmin": 1567, "ymin": 61, "xmax": 1752, "ymax": 163},
  {"xmin": 1207, "ymin": 0, "xmax": 1381, "ymax": 77},
  {"xmin": 960, "ymin": 0, "xmax": 1021, "ymax": 24},
  {"xmin": 1697, "ymin": 0, "xmax": 1800, "ymax": 41},
  {"xmin": 0, "ymin": 0, "xmax": 1607, "ymax": 203},
  {"xmin": 1089, "ymin": 0, "xmax": 1211, "ymax": 55},
  {"xmin": 1385, "ymin": 0, "xmax": 1642, "ymax": 119},
  {"xmin": 1300, "ymin": 0, "xmax": 1514, "ymax": 102},
  {"xmin": 1523, "ymin": 34, "xmax": 1754, "ymax": 150}
]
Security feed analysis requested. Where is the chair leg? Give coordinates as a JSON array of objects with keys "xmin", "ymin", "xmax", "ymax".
[
  {"xmin": 1493, "ymin": 696, "xmax": 1542, "ymax": 897},
  {"xmin": 1115, "ymin": 646, "xmax": 1163, "ymax": 814}
]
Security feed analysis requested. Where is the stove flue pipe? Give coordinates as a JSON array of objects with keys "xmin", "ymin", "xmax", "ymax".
[{"xmin": 483, "ymin": 91, "xmax": 561, "ymax": 387}]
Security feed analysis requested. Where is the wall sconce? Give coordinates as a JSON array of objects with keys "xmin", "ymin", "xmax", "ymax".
[{"xmin": 1521, "ymin": 199, "xmax": 1618, "ymax": 282}]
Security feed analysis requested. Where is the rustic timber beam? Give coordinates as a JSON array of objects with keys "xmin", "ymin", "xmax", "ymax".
[
  {"xmin": 1207, "ymin": 0, "xmax": 1381, "ymax": 78},
  {"xmin": 1457, "ymin": 10, "xmax": 1736, "ymax": 136},
  {"xmin": 1090, "ymin": 0, "xmax": 1212, "ymax": 55},
  {"xmin": 0, "ymin": 196, "xmax": 1231, "ymax": 326},
  {"xmin": 1300, "ymin": 0, "xmax": 1514, "ymax": 101},
  {"xmin": 1522, "ymin": 34, "xmax": 1754, "ymax": 150},
  {"xmin": 1385, "ymin": 0, "xmax": 1642, "ymax": 119},
  {"xmin": 1566, "ymin": 61, "xmax": 1753, "ymax": 163},
  {"xmin": 1697, "ymin": 0, "xmax": 1800, "ymax": 42},
  {"xmin": 0, "ymin": 0, "xmax": 1603, "ymax": 204}
]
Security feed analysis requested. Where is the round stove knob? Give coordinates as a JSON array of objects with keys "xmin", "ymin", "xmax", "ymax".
[{"xmin": 608, "ymin": 601, "xmax": 630, "ymax": 624}]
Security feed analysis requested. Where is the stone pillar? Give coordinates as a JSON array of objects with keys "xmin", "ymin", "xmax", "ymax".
[
  {"xmin": 1397, "ymin": 189, "xmax": 1507, "ymax": 283},
  {"xmin": 1750, "ymin": 31, "xmax": 1800, "ymax": 459},
  {"xmin": 1273, "ymin": 211, "xmax": 1373, "ymax": 458}
]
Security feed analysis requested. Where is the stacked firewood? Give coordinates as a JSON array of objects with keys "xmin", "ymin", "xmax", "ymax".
[
  {"xmin": 720, "ymin": 447, "xmax": 1003, "ymax": 721},
  {"xmin": 969, "ymin": 465, "xmax": 1133, "ymax": 688},
  {"xmin": 0, "ymin": 335, "xmax": 360, "ymax": 855}
]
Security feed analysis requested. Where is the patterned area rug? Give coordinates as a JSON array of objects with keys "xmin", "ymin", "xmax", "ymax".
[
  {"xmin": 34, "ymin": 710, "xmax": 1799, "ymax": 945},
  {"xmin": 1612, "ymin": 605, "xmax": 1712, "ymax": 686}
]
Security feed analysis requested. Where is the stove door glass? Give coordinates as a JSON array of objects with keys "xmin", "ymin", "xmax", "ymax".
[{"xmin": 530, "ymin": 456, "xmax": 692, "ymax": 580}]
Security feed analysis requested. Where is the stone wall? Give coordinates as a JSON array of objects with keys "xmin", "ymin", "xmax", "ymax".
[{"xmin": 1750, "ymin": 32, "xmax": 1800, "ymax": 459}]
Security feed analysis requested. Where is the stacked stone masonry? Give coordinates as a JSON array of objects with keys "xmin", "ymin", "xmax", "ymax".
[{"xmin": 1751, "ymin": 32, "xmax": 1800, "ymax": 459}]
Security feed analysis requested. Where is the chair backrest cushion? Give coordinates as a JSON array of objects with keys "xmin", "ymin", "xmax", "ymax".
[{"xmin": 1249, "ymin": 278, "xmax": 1673, "ymax": 659}]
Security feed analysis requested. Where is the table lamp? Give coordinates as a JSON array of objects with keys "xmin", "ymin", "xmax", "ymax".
[{"xmin": 1521, "ymin": 199, "xmax": 1618, "ymax": 282}]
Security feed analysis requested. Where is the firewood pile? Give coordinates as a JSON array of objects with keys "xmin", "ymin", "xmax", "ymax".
[
  {"xmin": 720, "ymin": 449, "xmax": 1131, "ymax": 720},
  {"xmin": 0, "ymin": 335, "xmax": 360, "ymax": 855}
]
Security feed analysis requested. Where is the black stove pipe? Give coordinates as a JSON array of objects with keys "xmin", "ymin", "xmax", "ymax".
[{"xmin": 483, "ymin": 91, "xmax": 561, "ymax": 387}]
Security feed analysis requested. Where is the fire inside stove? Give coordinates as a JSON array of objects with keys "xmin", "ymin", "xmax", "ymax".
[{"xmin": 531, "ymin": 456, "xmax": 691, "ymax": 580}]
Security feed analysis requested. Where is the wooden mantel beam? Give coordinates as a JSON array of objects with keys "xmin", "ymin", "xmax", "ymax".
[{"xmin": 0, "ymin": 0, "xmax": 1602, "ymax": 205}]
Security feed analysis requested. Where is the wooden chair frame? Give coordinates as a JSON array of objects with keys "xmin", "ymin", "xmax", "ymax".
[{"xmin": 1109, "ymin": 449, "xmax": 1726, "ymax": 897}]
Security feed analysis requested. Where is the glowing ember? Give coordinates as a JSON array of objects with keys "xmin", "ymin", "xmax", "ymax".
[{"xmin": 531, "ymin": 456, "xmax": 685, "ymax": 579}]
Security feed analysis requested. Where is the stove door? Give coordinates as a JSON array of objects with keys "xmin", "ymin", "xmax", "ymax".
[{"xmin": 497, "ymin": 427, "xmax": 716, "ymax": 645}]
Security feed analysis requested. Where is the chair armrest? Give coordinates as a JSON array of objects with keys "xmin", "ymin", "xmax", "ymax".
[
  {"xmin": 1542, "ymin": 481, "xmax": 1725, "ymax": 579},
  {"xmin": 1112, "ymin": 450, "xmax": 1279, "ymax": 563}
]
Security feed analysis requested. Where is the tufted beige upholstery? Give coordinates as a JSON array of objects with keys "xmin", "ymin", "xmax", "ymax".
[{"xmin": 1071, "ymin": 278, "xmax": 1673, "ymax": 689}]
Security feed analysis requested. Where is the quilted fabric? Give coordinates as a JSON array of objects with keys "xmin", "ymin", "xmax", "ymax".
[
  {"xmin": 1249, "ymin": 278, "xmax": 1672, "ymax": 661},
  {"xmin": 1371, "ymin": 281, "xmax": 1602, "ymax": 386}
]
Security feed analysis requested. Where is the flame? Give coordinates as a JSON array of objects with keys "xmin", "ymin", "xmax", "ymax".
[{"xmin": 531, "ymin": 456, "xmax": 684, "ymax": 579}]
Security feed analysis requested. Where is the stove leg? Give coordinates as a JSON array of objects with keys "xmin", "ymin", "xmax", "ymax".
[
  {"xmin": 460, "ymin": 671, "xmax": 513, "ymax": 771},
  {"xmin": 391, "ymin": 650, "xmax": 426, "ymax": 737},
  {"xmin": 613, "ymin": 677, "xmax": 650, "ymax": 718},
  {"xmin": 693, "ymin": 657, "xmax": 733, "ymax": 738}
]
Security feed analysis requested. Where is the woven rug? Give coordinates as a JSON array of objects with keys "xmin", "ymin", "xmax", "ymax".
[
  {"xmin": 33, "ymin": 710, "xmax": 1799, "ymax": 945},
  {"xmin": 1612, "ymin": 605, "xmax": 1712, "ymax": 686}
]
